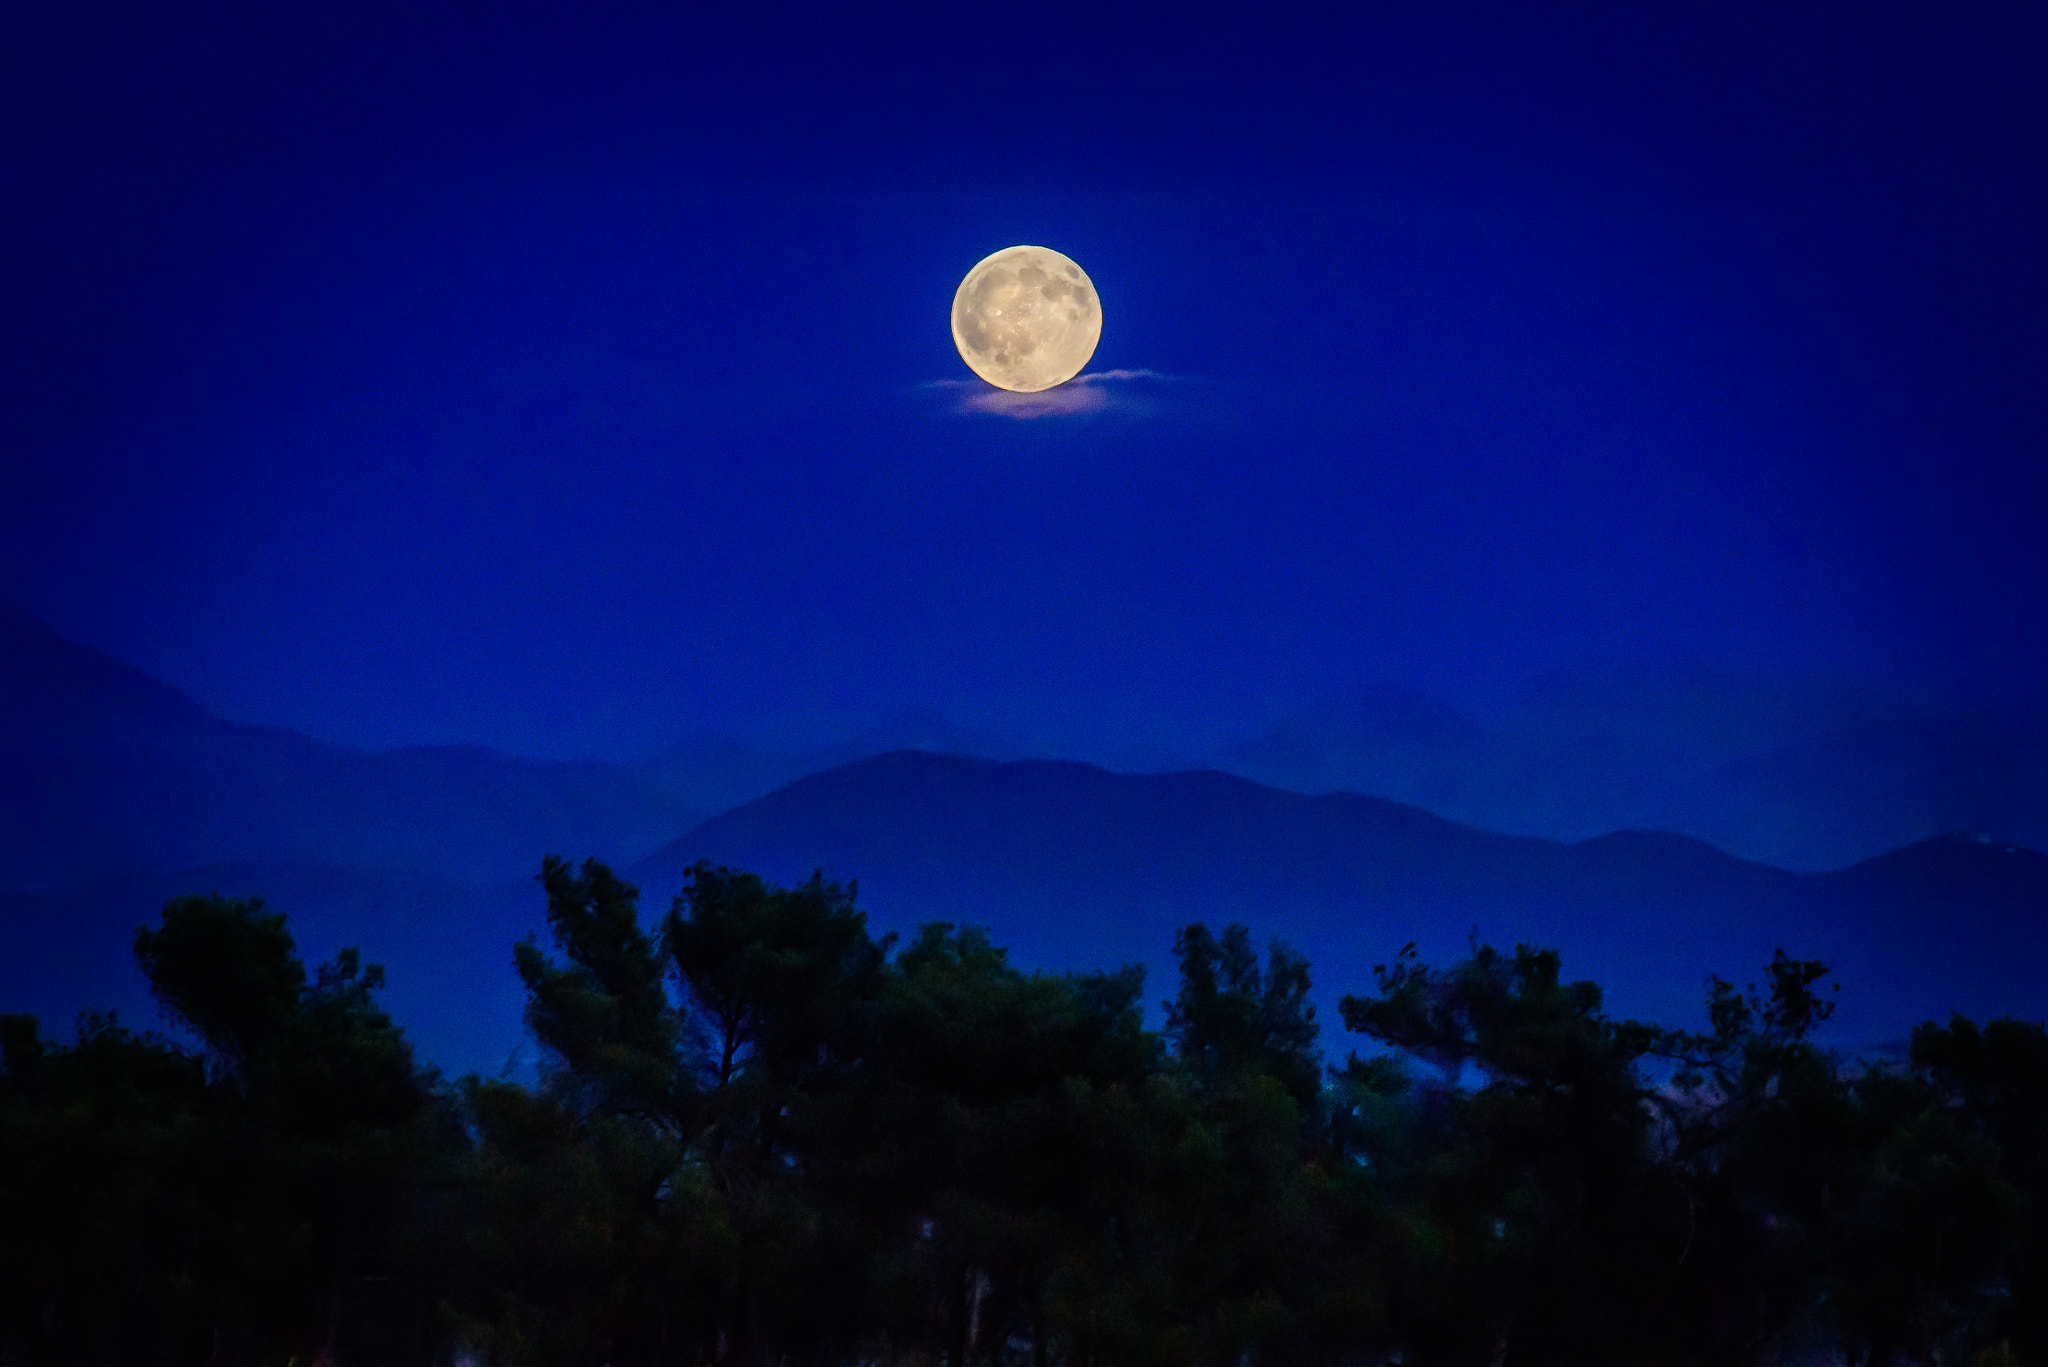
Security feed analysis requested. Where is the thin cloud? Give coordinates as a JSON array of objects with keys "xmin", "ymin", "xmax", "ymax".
[
  {"xmin": 922, "ymin": 369, "xmax": 1194, "ymax": 420},
  {"xmin": 958, "ymin": 384, "xmax": 1108, "ymax": 418}
]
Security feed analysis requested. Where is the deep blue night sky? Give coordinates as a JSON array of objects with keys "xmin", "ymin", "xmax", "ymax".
[{"xmin": 6, "ymin": 0, "xmax": 2045, "ymax": 765}]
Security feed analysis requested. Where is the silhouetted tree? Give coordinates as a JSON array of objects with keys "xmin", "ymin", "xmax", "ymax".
[
  {"xmin": 1, "ymin": 895, "xmax": 454, "ymax": 1366},
  {"xmin": 1337, "ymin": 940, "xmax": 1682, "ymax": 1365},
  {"xmin": 663, "ymin": 861, "xmax": 892, "ymax": 1365},
  {"xmin": 1910, "ymin": 1015, "xmax": 2048, "ymax": 1363},
  {"xmin": 860, "ymin": 922, "xmax": 1156, "ymax": 1367},
  {"xmin": 1165, "ymin": 923, "xmax": 1320, "ymax": 1116},
  {"xmin": 15, "ymin": 859, "xmax": 2047, "ymax": 1367},
  {"xmin": 516, "ymin": 856, "xmax": 694, "ymax": 1129},
  {"xmin": 1149, "ymin": 924, "xmax": 1330, "ymax": 1365}
]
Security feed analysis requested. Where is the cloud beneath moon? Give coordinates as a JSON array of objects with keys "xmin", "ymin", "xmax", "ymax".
[
  {"xmin": 922, "ymin": 369, "xmax": 1191, "ymax": 419},
  {"xmin": 961, "ymin": 384, "xmax": 1109, "ymax": 418}
]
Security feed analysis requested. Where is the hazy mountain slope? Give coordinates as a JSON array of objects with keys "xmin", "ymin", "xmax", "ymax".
[
  {"xmin": 1796, "ymin": 833, "xmax": 2048, "ymax": 1038},
  {"xmin": 1, "ymin": 602, "xmax": 711, "ymax": 890},
  {"xmin": 1701, "ymin": 719, "xmax": 2048, "ymax": 869},
  {"xmin": 1212, "ymin": 675, "xmax": 2048, "ymax": 870},
  {"xmin": 11, "ymin": 605, "xmax": 2044, "ymax": 1072},
  {"xmin": 12, "ymin": 748, "xmax": 2043, "ymax": 1078},
  {"xmin": 633, "ymin": 708, "xmax": 1031, "ymax": 823},
  {"xmin": 636, "ymin": 752, "xmax": 2048, "ymax": 1046}
]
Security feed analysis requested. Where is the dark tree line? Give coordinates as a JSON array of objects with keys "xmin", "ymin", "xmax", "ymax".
[{"xmin": 4, "ymin": 856, "xmax": 2047, "ymax": 1366}]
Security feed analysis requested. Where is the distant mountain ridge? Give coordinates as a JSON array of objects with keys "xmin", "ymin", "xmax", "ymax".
[
  {"xmin": 1210, "ymin": 677, "xmax": 2048, "ymax": 870},
  {"xmin": 1, "ymin": 602, "xmax": 710, "ymax": 891},
  {"xmin": 636, "ymin": 751, "xmax": 2048, "ymax": 1050},
  {"xmin": 12, "ymin": 601, "xmax": 2043, "ymax": 884},
  {"xmin": 7, "ymin": 607, "xmax": 2045, "ymax": 1074}
]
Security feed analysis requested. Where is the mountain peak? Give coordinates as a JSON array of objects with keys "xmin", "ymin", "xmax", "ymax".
[{"xmin": 0, "ymin": 600, "xmax": 211, "ymax": 734}]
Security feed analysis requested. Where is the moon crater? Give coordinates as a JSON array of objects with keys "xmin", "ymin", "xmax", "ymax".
[{"xmin": 951, "ymin": 246, "xmax": 1101, "ymax": 392}]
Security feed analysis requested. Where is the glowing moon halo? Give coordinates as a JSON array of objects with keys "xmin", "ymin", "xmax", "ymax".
[{"xmin": 950, "ymin": 245, "xmax": 1101, "ymax": 393}]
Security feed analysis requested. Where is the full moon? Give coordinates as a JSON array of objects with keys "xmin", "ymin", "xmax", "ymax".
[{"xmin": 950, "ymin": 245, "xmax": 1101, "ymax": 393}]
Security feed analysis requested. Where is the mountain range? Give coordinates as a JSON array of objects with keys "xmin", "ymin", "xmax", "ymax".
[
  {"xmin": 1214, "ymin": 677, "xmax": 2048, "ymax": 871},
  {"xmin": 635, "ymin": 752, "xmax": 2048, "ymax": 1055},
  {"xmin": 5, "ymin": 602, "xmax": 2044, "ymax": 1075},
  {"xmin": 0, "ymin": 602, "xmax": 709, "ymax": 891}
]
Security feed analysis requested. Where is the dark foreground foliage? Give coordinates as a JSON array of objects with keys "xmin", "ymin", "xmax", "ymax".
[{"xmin": 4, "ymin": 859, "xmax": 2046, "ymax": 1367}]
